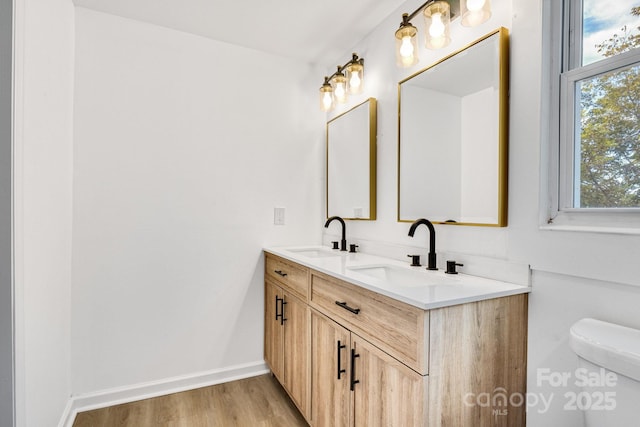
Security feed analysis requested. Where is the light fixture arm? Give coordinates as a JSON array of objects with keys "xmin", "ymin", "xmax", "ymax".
[
  {"xmin": 399, "ymin": 0, "xmax": 458, "ymax": 25},
  {"xmin": 325, "ymin": 53, "xmax": 364, "ymax": 83},
  {"xmin": 404, "ymin": 0, "xmax": 435, "ymax": 23}
]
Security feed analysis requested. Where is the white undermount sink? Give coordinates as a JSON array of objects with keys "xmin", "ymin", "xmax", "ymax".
[
  {"xmin": 285, "ymin": 247, "xmax": 341, "ymax": 258},
  {"xmin": 347, "ymin": 264, "xmax": 456, "ymax": 288}
]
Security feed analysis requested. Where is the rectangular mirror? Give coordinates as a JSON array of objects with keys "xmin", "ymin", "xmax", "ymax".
[
  {"xmin": 398, "ymin": 28, "xmax": 509, "ymax": 226},
  {"xmin": 327, "ymin": 98, "xmax": 377, "ymax": 220}
]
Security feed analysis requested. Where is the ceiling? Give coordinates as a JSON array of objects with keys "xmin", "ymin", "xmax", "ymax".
[{"xmin": 73, "ymin": 0, "xmax": 409, "ymax": 64}]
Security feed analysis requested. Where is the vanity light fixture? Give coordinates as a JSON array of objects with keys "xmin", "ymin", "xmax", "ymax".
[
  {"xmin": 319, "ymin": 53, "xmax": 365, "ymax": 112},
  {"xmin": 332, "ymin": 66, "xmax": 348, "ymax": 104},
  {"xmin": 395, "ymin": 0, "xmax": 491, "ymax": 68}
]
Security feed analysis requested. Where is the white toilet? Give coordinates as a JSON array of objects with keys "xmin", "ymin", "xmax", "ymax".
[{"xmin": 570, "ymin": 318, "xmax": 640, "ymax": 426}]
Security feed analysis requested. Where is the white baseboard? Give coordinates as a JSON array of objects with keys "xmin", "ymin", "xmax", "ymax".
[{"xmin": 58, "ymin": 360, "xmax": 269, "ymax": 427}]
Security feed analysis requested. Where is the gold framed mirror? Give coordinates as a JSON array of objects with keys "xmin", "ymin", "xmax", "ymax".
[
  {"xmin": 397, "ymin": 28, "xmax": 509, "ymax": 226},
  {"xmin": 327, "ymin": 98, "xmax": 377, "ymax": 220}
]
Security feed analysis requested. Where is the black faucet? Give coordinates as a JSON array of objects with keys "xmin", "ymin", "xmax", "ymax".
[
  {"xmin": 324, "ymin": 216, "xmax": 347, "ymax": 251},
  {"xmin": 408, "ymin": 218, "xmax": 437, "ymax": 270}
]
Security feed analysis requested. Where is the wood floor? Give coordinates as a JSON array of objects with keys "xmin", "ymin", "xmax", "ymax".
[{"xmin": 73, "ymin": 374, "xmax": 308, "ymax": 427}]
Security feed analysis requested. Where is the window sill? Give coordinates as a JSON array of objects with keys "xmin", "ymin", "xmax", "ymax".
[
  {"xmin": 540, "ymin": 224, "xmax": 640, "ymax": 235},
  {"xmin": 542, "ymin": 210, "xmax": 640, "ymax": 235}
]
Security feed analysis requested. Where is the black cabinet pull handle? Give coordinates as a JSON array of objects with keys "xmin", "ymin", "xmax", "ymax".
[
  {"xmin": 337, "ymin": 340, "xmax": 347, "ymax": 380},
  {"xmin": 274, "ymin": 270, "xmax": 288, "ymax": 277},
  {"xmin": 275, "ymin": 296, "xmax": 282, "ymax": 321},
  {"xmin": 350, "ymin": 348, "xmax": 360, "ymax": 391},
  {"xmin": 280, "ymin": 300, "xmax": 287, "ymax": 325},
  {"xmin": 335, "ymin": 301, "xmax": 360, "ymax": 315}
]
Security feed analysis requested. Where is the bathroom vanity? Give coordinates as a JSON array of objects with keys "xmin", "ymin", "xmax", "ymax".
[{"xmin": 264, "ymin": 247, "xmax": 529, "ymax": 427}]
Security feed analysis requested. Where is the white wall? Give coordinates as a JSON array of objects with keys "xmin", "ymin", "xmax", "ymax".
[
  {"xmin": 71, "ymin": 8, "xmax": 322, "ymax": 396},
  {"xmin": 324, "ymin": 0, "xmax": 640, "ymax": 425},
  {"xmin": 12, "ymin": 0, "xmax": 75, "ymax": 425}
]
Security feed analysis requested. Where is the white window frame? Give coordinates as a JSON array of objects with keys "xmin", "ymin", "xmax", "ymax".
[{"xmin": 544, "ymin": 0, "xmax": 640, "ymax": 233}]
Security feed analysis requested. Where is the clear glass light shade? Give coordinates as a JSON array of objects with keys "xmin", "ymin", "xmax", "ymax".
[
  {"xmin": 319, "ymin": 81, "xmax": 334, "ymax": 112},
  {"xmin": 423, "ymin": 1, "xmax": 451, "ymax": 50},
  {"xmin": 395, "ymin": 25, "xmax": 419, "ymax": 68},
  {"xmin": 461, "ymin": 0, "xmax": 491, "ymax": 27},
  {"xmin": 331, "ymin": 72, "xmax": 348, "ymax": 104},
  {"xmin": 346, "ymin": 62, "xmax": 364, "ymax": 94}
]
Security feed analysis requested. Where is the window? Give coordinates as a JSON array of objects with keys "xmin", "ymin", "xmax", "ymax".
[{"xmin": 547, "ymin": 0, "xmax": 640, "ymax": 230}]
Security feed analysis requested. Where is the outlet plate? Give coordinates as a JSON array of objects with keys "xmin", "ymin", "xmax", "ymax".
[{"xmin": 274, "ymin": 207, "xmax": 285, "ymax": 225}]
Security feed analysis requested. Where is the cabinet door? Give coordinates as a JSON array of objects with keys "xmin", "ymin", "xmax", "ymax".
[
  {"xmin": 311, "ymin": 311, "xmax": 351, "ymax": 427},
  {"xmin": 352, "ymin": 335, "xmax": 426, "ymax": 427},
  {"xmin": 283, "ymin": 292, "xmax": 310, "ymax": 418},
  {"xmin": 265, "ymin": 280, "xmax": 284, "ymax": 382}
]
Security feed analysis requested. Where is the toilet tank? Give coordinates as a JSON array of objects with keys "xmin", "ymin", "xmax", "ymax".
[{"xmin": 570, "ymin": 318, "xmax": 640, "ymax": 426}]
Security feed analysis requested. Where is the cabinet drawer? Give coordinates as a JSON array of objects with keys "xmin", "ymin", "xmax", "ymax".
[
  {"xmin": 265, "ymin": 254, "xmax": 309, "ymax": 300},
  {"xmin": 310, "ymin": 272, "xmax": 428, "ymax": 374}
]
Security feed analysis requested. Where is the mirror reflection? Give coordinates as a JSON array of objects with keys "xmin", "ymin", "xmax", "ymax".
[
  {"xmin": 398, "ymin": 28, "xmax": 508, "ymax": 226},
  {"xmin": 327, "ymin": 98, "xmax": 377, "ymax": 220}
]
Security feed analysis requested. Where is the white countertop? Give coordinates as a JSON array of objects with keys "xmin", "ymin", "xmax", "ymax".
[{"xmin": 264, "ymin": 246, "xmax": 530, "ymax": 310}]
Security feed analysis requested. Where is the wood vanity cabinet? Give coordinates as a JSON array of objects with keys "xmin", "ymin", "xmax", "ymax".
[
  {"xmin": 264, "ymin": 280, "xmax": 285, "ymax": 380},
  {"xmin": 264, "ymin": 255, "xmax": 311, "ymax": 419},
  {"xmin": 264, "ymin": 252, "xmax": 528, "ymax": 427},
  {"xmin": 311, "ymin": 310, "xmax": 426, "ymax": 427},
  {"xmin": 310, "ymin": 310, "xmax": 350, "ymax": 426}
]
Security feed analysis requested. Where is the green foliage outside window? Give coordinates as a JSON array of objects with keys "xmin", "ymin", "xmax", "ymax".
[{"xmin": 578, "ymin": 7, "xmax": 640, "ymax": 208}]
